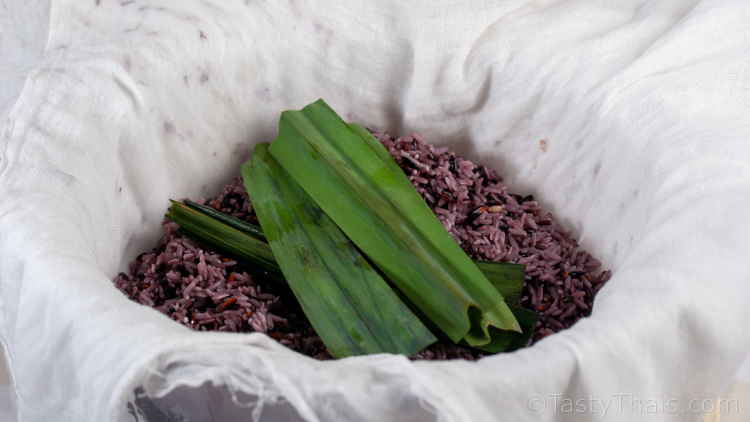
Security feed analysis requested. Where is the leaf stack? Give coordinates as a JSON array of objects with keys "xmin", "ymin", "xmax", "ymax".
[{"xmin": 165, "ymin": 99, "xmax": 537, "ymax": 358}]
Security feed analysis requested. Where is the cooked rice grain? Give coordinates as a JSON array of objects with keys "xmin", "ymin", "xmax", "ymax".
[{"xmin": 114, "ymin": 131, "xmax": 611, "ymax": 360}]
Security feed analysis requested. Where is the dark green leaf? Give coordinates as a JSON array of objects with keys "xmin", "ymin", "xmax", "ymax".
[
  {"xmin": 184, "ymin": 199, "xmax": 266, "ymax": 241},
  {"xmin": 166, "ymin": 201, "xmax": 281, "ymax": 279}
]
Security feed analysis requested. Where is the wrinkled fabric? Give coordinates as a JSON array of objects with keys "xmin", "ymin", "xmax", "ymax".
[{"xmin": 2, "ymin": 0, "xmax": 750, "ymax": 421}]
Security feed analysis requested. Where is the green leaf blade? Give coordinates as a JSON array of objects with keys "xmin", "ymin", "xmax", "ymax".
[
  {"xmin": 243, "ymin": 143, "xmax": 436, "ymax": 358},
  {"xmin": 184, "ymin": 199, "xmax": 266, "ymax": 241},
  {"xmin": 475, "ymin": 261, "xmax": 526, "ymax": 306},
  {"xmin": 269, "ymin": 99, "xmax": 521, "ymax": 346},
  {"xmin": 166, "ymin": 201, "xmax": 281, "ymax": 280},
  {"xmin": 475, "ymin": 261, "xmax": 537, "ymax": 352}
]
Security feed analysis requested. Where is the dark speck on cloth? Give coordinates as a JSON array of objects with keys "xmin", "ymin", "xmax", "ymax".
[{"xmin": 163, "ymin": 121, "xmax": 175, "ymax": 134}]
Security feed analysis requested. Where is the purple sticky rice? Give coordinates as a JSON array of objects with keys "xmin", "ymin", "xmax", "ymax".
[{"xmin": 114, "ymin": 132, "xmax": 611, "ymax": 360}]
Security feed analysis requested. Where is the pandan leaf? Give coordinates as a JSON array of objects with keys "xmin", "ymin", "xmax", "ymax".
[
  {"xmin": 473, "ymin": 261, "xmax": 536, "ymax": 352},
  {"xmin": 268, "ymin": 99, "xmax": 521, "ymax": 347},
  {"xmin": 166, "ymin": 201, "xmax": 281, "ymax": 279},
  {"xmin": 475, "ymin": 261, "xmax": 525, "ymax": 306},
  {"xmin": 184, "ymin": 199, "xmax": 266, "ymax": 241},
  {"xmin": 243, "ymin": 143, "xmax": 436, "ymax": 357}
]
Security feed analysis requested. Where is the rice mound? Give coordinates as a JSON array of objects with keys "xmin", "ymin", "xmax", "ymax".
[{"xmin": 114, "ymin": 132, "xmax": 611, "ymax": 360}]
